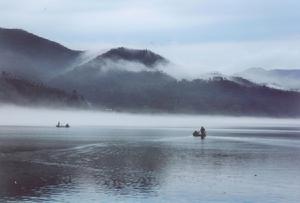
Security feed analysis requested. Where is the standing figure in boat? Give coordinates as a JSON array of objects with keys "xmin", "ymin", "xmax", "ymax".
[{"xmin": 200, "ymin": 126, "xmax": 206, "ymax": 139}]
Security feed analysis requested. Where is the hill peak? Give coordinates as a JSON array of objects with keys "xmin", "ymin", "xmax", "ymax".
[{"xmin": 99, "ymin": 47, "xmax": 168, "ymax": 67}]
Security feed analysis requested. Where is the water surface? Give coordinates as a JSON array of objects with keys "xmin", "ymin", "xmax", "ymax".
[{"xmin": 0, "ymin": 126, "xmax": 300, "ymax": 202}]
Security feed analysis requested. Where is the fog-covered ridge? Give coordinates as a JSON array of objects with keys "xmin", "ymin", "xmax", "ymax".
[
  {"xmin": 1, "ymin": 27, "xmax": 300, "ymax": 117},
  {"xmin": 236, "ymin": 67, "xmax": 300, "ymax": 91}
]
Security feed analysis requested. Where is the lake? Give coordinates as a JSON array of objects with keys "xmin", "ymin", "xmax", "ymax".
[{"xmin": 0, "ymin": 125, "xmax": 300, "ymax": 202}]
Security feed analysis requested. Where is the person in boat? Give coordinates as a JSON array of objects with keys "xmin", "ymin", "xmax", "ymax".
[
  {"xmin": 200, "ymin": 126, "xmax": 206, "ymax": 135},
  {"xmin": 56, "ymin": 122, "xmax": 70, "ymax": 128},
  {"xmin": 193, "ymin": 126, "xmax": 207, "ymax": 138},
  {"xmin": 200, "ymin": 126, "xmax": 206, "ymax": 139}
]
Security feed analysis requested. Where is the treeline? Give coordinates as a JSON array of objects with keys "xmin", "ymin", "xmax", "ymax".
[{"xmin": 0, "ymin": 72, "xmax": 87, "ymax": 108}]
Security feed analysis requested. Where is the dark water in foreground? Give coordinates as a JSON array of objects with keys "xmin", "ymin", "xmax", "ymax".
[{"xmin": 0, "ymin": 126, "xmax": 300, "ymax": 203}]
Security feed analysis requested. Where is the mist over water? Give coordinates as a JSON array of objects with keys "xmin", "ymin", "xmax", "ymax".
[{"xmin": 1, "ymin": 105, "xmax": 299, "ymax": 128}]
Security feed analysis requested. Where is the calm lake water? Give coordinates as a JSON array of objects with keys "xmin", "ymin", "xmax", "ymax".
[{"xmin": 0, "ymin": 126, "xmax": 300, "ymax": 203}]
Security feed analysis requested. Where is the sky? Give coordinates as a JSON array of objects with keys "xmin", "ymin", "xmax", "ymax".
[{"xmin": 1, "ymin": 0, "xmax": 300, "ymax": 75}]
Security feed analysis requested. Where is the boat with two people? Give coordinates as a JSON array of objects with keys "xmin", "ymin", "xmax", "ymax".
[
  {"xmin": 56, "ymin": 121, "xmax": 70, "ymax": 128},
  {"xmin": 193, "ymin": 126, "xmax": 207, "ymax": 139}
]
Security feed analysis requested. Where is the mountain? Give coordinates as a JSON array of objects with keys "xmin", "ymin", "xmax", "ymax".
[
  {"xmin": 236, "ymin": 68, "xmax": 300, "ymax": 91},
  {"xmin": 52, "ymin": 64, "xmax": 300, "ymax": 116},
  {"xmin": 0, "ymin": 27, "xmax": 82, "ymax": 81},
  {"xmin": 66, "ymin": 47, "xmax": 169, "ymax": 74},
  {"xmin": 49, "ymin": 46, "xmax": 172, "ymax": 100},
  {"xmin": 1, "ymin": 27, "xmax": 300, "ymax": 116},
  {"xmin": 0, "ymin": 72, "xmax": 87, "ymax": 108}
]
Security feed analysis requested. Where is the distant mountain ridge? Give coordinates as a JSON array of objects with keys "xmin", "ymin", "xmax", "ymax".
[
  {"xmin": 51, "ymin": 70, "xmax": 300, "ymax": 116},
  {"xmin": 1, "ymin": 27, "xmax": 300, "ymax": 116},
  {"xmin": 0, "ymin": 27, "xmax": 82, "ymax": 81},
  {"xmin": 0, "ymin": 28, "xmax": 80, "ymax": 57},
  {"xmin": 236, "ymin": 67, "xmax": 300, "ymax": 91},
  {"xmin": 65, "ymin": 47, "xmax": 169, "ymax": 76}
]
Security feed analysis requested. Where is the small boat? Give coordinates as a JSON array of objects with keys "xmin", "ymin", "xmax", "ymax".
[
  {"xmin": 193, "ymin": 127, "xmax": 207, "ymax": 139},
  {"xmin": 56, "ymin": 122, "xmax": 70, "ymax": 128}
]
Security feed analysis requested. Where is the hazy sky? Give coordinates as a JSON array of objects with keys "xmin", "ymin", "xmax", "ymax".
[{"xmin": 1, "ymin": 0, "xmax": 300, "ymax": 74}]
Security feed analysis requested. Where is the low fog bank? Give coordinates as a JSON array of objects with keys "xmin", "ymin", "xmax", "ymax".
[{"xmin": 1, "ymin": 105, "xmax": 299, "ymax": 128}]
